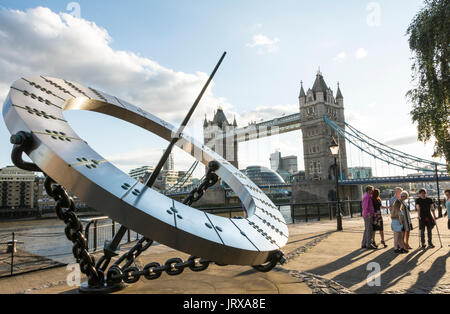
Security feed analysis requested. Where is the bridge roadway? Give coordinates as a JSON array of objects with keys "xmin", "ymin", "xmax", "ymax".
[
  {"xmin": 338, "ymin": 174, "xmax": 450, "ymax": 185},
  {"xmin": 215, "ymin": 112, "xmax": 301, "ymax": 143}
]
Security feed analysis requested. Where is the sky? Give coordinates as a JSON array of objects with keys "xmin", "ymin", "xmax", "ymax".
[{"xmin": 0, "ymin": 0, "xmax": 445, "ymax": 180}]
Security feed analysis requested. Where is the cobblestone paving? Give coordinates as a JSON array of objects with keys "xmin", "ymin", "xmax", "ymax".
[
  {"xmin": 383, "ymin": 284, "xmax": 450, "ymax": 294},
  {"xmin": 277, "ymin": 231, "xmax": 355, "ymax": 294}
]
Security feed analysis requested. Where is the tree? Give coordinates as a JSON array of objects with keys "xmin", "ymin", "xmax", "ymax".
[{"xmin": 406, "ymin": 0, "xmax": 450, "ymax": 173}]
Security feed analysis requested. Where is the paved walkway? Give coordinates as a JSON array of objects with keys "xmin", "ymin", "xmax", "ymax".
[{"xmin": 0, "ymin": 213, "xmax": 449, "ymax": 294}]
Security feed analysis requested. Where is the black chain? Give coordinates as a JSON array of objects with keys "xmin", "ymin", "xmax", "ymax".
[
  {"xmin": 183, "ymin": 160, "xmax": 219, "ymax": 206},
  {"xmin": 44, "ymin": 176, "xmax": 103, "ymax": 287},
  {"xmin": 108, "ymin": 255, "xmax": 212, "ymax": 284}
]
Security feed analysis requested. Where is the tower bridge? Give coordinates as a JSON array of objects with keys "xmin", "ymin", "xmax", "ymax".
[
  {"xmin": 199, "ymin": 70, "xmax": 448, "ymax": 203},
  {"xmin": 204, "ymin": 70, "xmax": 350, "ymax": 202}
]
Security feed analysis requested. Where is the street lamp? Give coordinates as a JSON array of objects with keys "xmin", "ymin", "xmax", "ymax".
[
  {"xmin": 329, "ymin": 137, "xmax": 342, "ymax": 231},
  {"xmin": 432, "ymin": 152, "xmax": 443, "ymax": 218}
]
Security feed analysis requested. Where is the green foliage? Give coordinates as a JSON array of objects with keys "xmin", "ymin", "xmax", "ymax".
[{"xmin": 406, "ymin": 0, "xmax": 450, "ymax": 173}]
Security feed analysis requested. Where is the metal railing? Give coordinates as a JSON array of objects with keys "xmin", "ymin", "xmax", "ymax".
[
  {"xmin": 82, "ymin": 217, "xmax": 141, "ymax": 252},
  {"xmin": 197, "ymin": 206, "xmax": 247, "ymax": 218},
  {"xmin": 80, "ymin": 197, "xmax": 447, "ymax": 252},
  {"xmin": 290, "ymin": 200, "xmax": 363, "ymax": 223}
]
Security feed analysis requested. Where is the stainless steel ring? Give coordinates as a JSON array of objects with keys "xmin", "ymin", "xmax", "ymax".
[{"xmin": 2, "ymin": 76, "xmax": 288, "ymax": 265}]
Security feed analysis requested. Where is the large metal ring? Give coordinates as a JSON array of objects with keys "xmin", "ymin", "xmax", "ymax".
[{"xmin": 2, "ymin": 76, "xmax": 289, "ymax": 266}]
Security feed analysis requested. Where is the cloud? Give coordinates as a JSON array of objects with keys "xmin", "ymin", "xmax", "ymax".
[
  {"xmin": 232, "ymin": 104, "xmax": 298, "ymax": 126},
  {"xmin": 355, "ymin": 48, "xmax": 368, "ymax": 59},
  {"xmin": 333, "ymin": 51, "xmax": 347, "ymax": 62},
  {"xmin": 0, "ymin": 7, "xmax": 232, "ymax": 123},
  {"xmin": 384, "ymin": 135, "xmax": 418, "ymax": 147},
  {"xmin": 246, "ymin": 34, "xmax": 280, "ymax": 54},
  {"xmin": 105, "ymin": 146, "xmax": 198, "ymax": 174}
]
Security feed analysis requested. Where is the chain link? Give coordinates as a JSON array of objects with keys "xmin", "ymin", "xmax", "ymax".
[
  {"xmin": 183, "ymin": 161, "xmax": 219, "ymax": 206},
  {"xmin": 108, "ymin": 255, "xmax": 211, "ymax": 284},
  {"xmin": 44, "ymin": 176, "xmax": 102, "ymax": 287}
]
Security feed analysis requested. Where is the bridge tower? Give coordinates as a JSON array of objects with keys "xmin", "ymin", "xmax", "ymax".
[
  {"xmin": 203, "ymin": 107, "xmax": 239, "ymax": 169},
  {"xmin": 295, "ymin": 70, "xmax": 349, "ymax": 201}
]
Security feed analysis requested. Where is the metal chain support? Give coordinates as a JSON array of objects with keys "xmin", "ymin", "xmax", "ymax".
[
  {"xmin": 108, "ymin": 255, "xmax": 212, "ymax": 284},
  {"xmin": 183, "ymin": 160, "xmax": 219, "ymax": 206},
  {"xmin": 44, "ymin": 176, "xmax": 103, "ymax": 287}
]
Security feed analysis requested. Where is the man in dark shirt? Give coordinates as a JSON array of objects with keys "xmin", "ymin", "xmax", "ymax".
[{"xmin": 415, "ymin": 189, "xmax": 436, "ymax": 248}]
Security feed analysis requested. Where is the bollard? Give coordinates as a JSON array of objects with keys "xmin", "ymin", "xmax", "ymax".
[
  {"xmin": 6, "ymin": 240, "xmax": 17, "ymax": 254},
  {"xmin": 291, "ymin": 204, "xmax": 295, "ymax": 224}
]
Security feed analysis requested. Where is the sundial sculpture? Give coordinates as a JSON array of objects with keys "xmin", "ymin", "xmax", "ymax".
[{"xmin": 2, "ymin": 52, "xmax": 288, "ymax": 291}]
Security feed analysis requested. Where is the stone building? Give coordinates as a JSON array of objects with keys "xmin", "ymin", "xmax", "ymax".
[
  {"xmin": 203, "ymin": 107, "xmax": 238, "ymax": 169},
  {"xmin": 0, "ymin": 166, "xmax": 36, "ymax": 210},
  {"xmin": 293, "ymin": 71, "xmax": 353, "ymax": 202}
]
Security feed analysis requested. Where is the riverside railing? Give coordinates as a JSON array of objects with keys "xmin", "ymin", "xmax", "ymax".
[
  {"xmin": 81, "ymin": 197, "xmax": 444, "ymax": 251},
  {"xmin": 82, "ymin": 217, "xmax": 141, "ymax": 252}
]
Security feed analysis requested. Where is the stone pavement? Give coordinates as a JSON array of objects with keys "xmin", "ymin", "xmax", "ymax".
[{"xmin": 0, "ymin": 212, "xmax": 449, "ymax": 294}]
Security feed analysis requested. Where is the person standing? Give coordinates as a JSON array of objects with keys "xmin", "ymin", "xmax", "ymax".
[
  {"xmin": 362, "ymin": 186, "xmax": 376, "ymax": 249},
  {"xmin": 372, "ymin": 188, "xmax": 389, "ymax": 248},
  {"xmin": 389, "ymin": 187, "xmax": 403, "ymax": 212},
  {"xmin": 416, "ymin": 189, "xmax": 437, "ymax": 249},
  {"xmin": 391, "ymin": 199, "xmax": 408, "ymax": 253},
  {"xmin": 399, "ymin": 191, "xmax": 413, "ymax": 249}
]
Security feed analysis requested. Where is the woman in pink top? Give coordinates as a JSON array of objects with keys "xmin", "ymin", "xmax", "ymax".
[{"xmin": 361, "ymin": 186, "xmax": 376, "ymax": 250}]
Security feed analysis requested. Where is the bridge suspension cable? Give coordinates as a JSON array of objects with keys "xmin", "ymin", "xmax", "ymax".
[
  {"xmin": 324, "ymin": 117, "xmax": 447, "ymax": 174},
  {"xmin": 164, "ymin": 160, "xmax": 199, "ymax": 193}
]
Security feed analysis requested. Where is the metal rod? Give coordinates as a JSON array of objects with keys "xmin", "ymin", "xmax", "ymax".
[
  {"xmin": 435, "ymin": 163, "xmax": 442, "ymax": 218},
  {"xmin": 335, "ymin": 157, "xmax": 343, "ymax": 231},
  {"xmin": 291, "ymin": 204, "xmax": 295, "ymax": 224},
  {"xmin": 144, "ymin": 52, "xmax": 227, "ymax": 189},
  {"xmin": 10, "ymin": 232, "xmax": 14, "ymax": 276},
  {"xmin": 93, "ymin": 221, "xmax": 98, "ymax": 252}
]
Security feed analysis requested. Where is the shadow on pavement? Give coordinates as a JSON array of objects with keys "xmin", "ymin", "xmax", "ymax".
[
  {"xmin": 326, "ymin": 248, "xmax": 398, "ymax": 291},
  {"xmin": 353, "ymin": 248, "xmax": 427, "ymax": 293},
  {"xmin": 405, "ymin": 250, "xmax": 450, "ymax": 293},
  {"xmin": 307, "ymin": 247, "xmax": 378, "ymax": 277}
]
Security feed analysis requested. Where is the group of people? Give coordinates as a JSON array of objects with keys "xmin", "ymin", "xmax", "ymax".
[{"xmin": 361, "ymin": 186, "xmax": 450, "ymax": 254}]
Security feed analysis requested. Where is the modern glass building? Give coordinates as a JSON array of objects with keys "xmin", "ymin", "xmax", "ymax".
[{"xmin": 242, "ymin": 166, "xmax": 286, "ymax": 186}]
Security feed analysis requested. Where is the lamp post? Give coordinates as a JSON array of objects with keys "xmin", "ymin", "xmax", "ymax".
[
  {"xmin": 329, "ymin": 137, "xmax": 342, "ymax": 231},
  {"xmin": 432, "ymin": 152, "xmax": 442, "ymax": 218}
]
